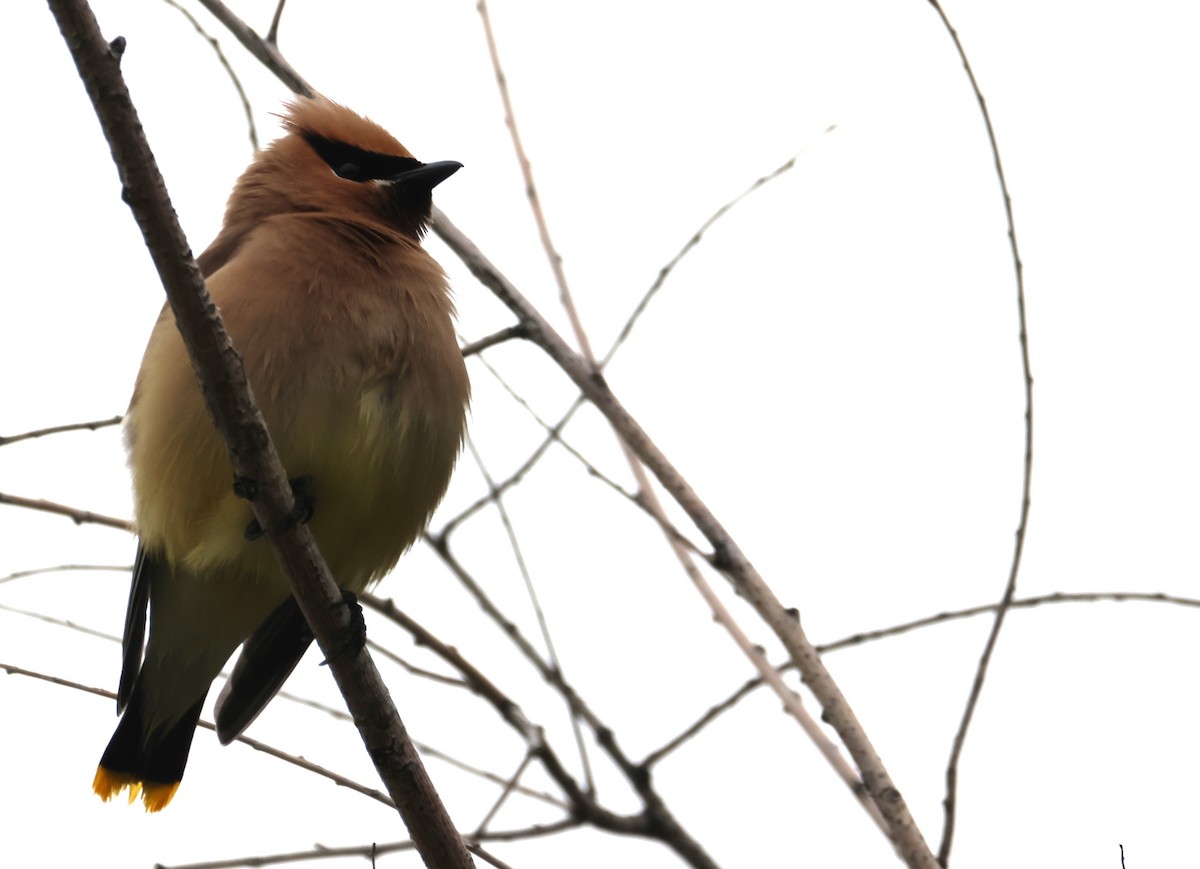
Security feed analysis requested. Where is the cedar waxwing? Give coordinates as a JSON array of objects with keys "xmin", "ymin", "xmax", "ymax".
[{"xmin": 93, "ymin": 97, "xmax": 470, "ymax": 812}]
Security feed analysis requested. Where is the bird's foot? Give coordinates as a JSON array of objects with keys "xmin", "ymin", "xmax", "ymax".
[
  {"xmin": 320, "ymin": 590, "xmax": 367, "ymax": 665},
  {"xmin": 242, "ymin": 475, "xmax": 316, "ymax": 540}
]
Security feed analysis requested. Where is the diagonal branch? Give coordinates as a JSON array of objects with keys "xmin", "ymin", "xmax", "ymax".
[
  {"xmin": 364, "ymin": 597, "xmax": 721, "ymax": 869},
  {"xmin": 472, "ymin": 1, "xmax": 885, "ymax": 835},
  {"xmin": 194, "ymin": 0, "xmax": 313, "ymax": 97},
  {"xmin": 431, "ymin": 211, "xmax": 938, "ymax": 866},
  {"xmin": 45, "ymin": 2, "xmax": 472, "ymax": 866}
]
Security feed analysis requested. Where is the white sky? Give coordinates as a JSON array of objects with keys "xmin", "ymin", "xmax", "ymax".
[{"xmin": 2, "ymin": 1, "xmax": 1199, "ymax": 867}]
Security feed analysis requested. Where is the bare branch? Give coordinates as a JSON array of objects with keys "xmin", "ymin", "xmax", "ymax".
[
  {"xmin": 431, "ymin": 209, "xmax": 938, "ymax": 866},
  {"xmin": 924, "ymin": 3, "xmax": 1035, "ymax": 864},
  {"xmin": 193, "ymin": 0, "xmax": 313, "ymax": 96},
  {"xmin": 417, "ymin": 744, "xmax": 567, "ymax": 811},
  {"xmin": 460, "ymin": 5, "xmax": 912, "ymax": 842},
  {"xmin": 0, "ymin": 563, "xmax": 129, "ymax": 585},
  {"xmin": 460, "ymin": 324, "xmax": 528, "ymax": 357},
  {"xmin": 0, "ymin": 414, "xmax": 122, "ymax": 446},
  {"xmin": 642, "ymin": 674, "xmax": 762, "ymax": 768},
  {"xmin": 1, "ymin": 661, "xmax": 114, "ymax": 699},
  {"xmin": 602, "ymin": 129, "xmax": 835, "ymax": 368},
  {"xmin": 265, "ymin": 0, "xmax": 287, "ymax": 45},
  {"xmin": 2, "ymin": 594, "xmax": 563, "ymax": 810},
  {"xmin": 229, "ymin": 729, "xmax": 394, "ymax": 808},
  {"xmin": 155, "ymin": 821, "xmax": 579, "ymax": 869},
  {"xmin": 467, "ymin": 844, "xmax": 516, "ymax": 869},
  {"xmin": 0, "ymin": 491, "xmax": 131, "ymax": 530},
  {"xmin": 1, "ymin": 662, "xmax": 393, "ymax": 806},
  {"xmin": 361, "ymin": 598, "xmax": 722, "ymax": 869},
  {"xmin": 160, "ymin": 0, "xmax": 258, "ymax": 150},
  {"xmin": 46, "ymin": 3, "xmax": 471, "ymax": 865},
  {"xmin": 464, "ymin": 437, "xmax": 597, "ymax": 792},
  {"xmin": 476, "ymin": 0, "xmax": 592, "ymax": 359},
  {"xmin": 0, "ymin": 602, "xmax": 122, "ymax": 643},
  {"xmin": 471, "ymin": 751, "xmax": 535, "ymax": 837},
  {"xmin": 470, "ymin": 9, "xmax": 878, "ymax": 831},
  {"xmin": 654, "ymin": 590, "xmax": 1199, "ymax": 762},
  {"xmin": 437, "ymin": 393, "xmax": 584, "ymax": 538}
]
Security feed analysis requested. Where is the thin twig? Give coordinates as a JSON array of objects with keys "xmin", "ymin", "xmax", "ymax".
[
  {"xmin": 0, "ymin": 602, "xmax": 122, "ymax": 643},
  {"xmin": 265, "ymin": 0, "xmax": 287, "ymax": 44},
  {"xmin": 818, "ymin": 592, "xmax": 1186, "ymax": 653},
  {"xmin": 470, "ymin": 352, "xmax": 641, "ymax": 508},
  {"xmin": 1, "ymin": 592, "xmax": 557, "ymax": 807},
  {"xmin": 467, "ymin": 844, "xmax": 516, "ymax": 869},
  {"xmin": 0, "ymin": 491, "xmax": 131, "ymax": 530},
  {"xmin": 229, "ymin": 729, "xmax": 394, "ymax": 807},
  {"xmin": 926, "ymin": 3, "xmax": 1034, "ymax": 865},
  {"xmin": 464, "ymin": 437, "xmax": 596, "ymax": 792},
  {"xmin": 436, "ymin": 377, "xmax": 708, "ymax": 561},
  {"xmin": 193, "ymin": 0, "xmax": 313, "ymax": 97},
  {"xmin": 418, "ymin": 744, "xmax": 566, "ymax": 810},
  {"xmin": 433, "ymin": 209, "xmax": 939, "ymax": 866},
  {"xmin": 382, "ymin": 549, "xmax": 661, "ymax": 795},
  {"xmin": 1, "ymin": 661, "xmax": 114, "ymax": 699},
  {"xmin": 437, "ymin": 397, "xmax": 581, "ymax": 537},
  {"xmin": 471, "ymin": 751, "xmax": 535, "ymax": 837},
  {"xmin": 461, "ymin": 324, "xmax": 528, "ymax": 357},
  {"xmin": 476, "ymin": 0, "xmax": 593, "ymax": 359},
  {"xmin": 0, "ymin": 588, "xmax": 640, "ymax": 817},
  {"xmin": 642, "ymin": 676, "xmax": 762, "ymax": 768},
  {"xmin": 161, "ymin": 0, "xmax": 258, "ymax": 150},
  {"xmin": 0, "ymin": 414, "xmax": 122, "ymax": 446},
  {"xmin": 1, "ymin": 663, "xmax": 393, "ymax": 806},
  {"xmin": 366, "ymin": 638, "xmax": 467, "ymax": 687},
  {"xmin": 0, "ymin": 563, "xmax": 129, "ymax": 585},
  {"xmin": 475, "ymin": 1, "xmax": 612, "ymax": 800},
  {"xmin": 361, "ymin": 597, "xmax": 722, "ymax": 869},
  {"xmin": 471, "ymin": 2, "xmax": 879, "ymax": 833},
  {"xmin": 155, "ymin": 822, "xmax": 579, "ymax": 869},
  {"xmin": 602, "ymin": 127, "xmax": 835, "ymax": 368},
  {"xmin": 651, "ymin": 591, "xmax": 1197, "ymax": 764}
]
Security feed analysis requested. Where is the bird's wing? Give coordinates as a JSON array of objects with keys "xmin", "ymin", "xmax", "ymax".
[
  {"xmin": 116, "ymin": 544, "xmax": 159, "ymax": 712},
  {"xmin": 213, "ymin": 595, "xmax": 314, "ymax": 744}
]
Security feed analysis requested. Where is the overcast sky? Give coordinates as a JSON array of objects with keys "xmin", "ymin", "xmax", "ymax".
[{"xmin": 3, "ymin": 2, "xmax": 1200, "ymax": 868}]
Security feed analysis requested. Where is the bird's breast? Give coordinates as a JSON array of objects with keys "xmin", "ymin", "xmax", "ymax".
[{"xmin": 129, "ymin": 216, "xmax": 468, "ymax": 592}]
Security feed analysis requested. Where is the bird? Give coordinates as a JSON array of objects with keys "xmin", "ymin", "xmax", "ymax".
[{"xmin": 92, "ymin": 97, "xmax": 470, "ymax": 812}]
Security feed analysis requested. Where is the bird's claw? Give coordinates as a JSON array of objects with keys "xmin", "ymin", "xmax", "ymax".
[{"xmin": 243, "ymin": 475, "xmax": 316, "ymax": 540}]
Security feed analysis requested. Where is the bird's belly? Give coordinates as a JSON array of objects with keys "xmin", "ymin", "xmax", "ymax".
[{"xmin": 177, "ymin": 381, "xmax": 452, "ymax": 593}]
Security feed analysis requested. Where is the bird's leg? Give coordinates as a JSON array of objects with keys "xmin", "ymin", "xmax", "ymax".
[
  {"xmin": 319, "ymin": 590, "xmax": 367, "ymax": 665},
  {"xmin": 241, "ymin": 475, "xmax": 316, "ymax": 540},
  {"xmin": 285, "ymin": 474, "xmax": 317, "ymax": 527}
]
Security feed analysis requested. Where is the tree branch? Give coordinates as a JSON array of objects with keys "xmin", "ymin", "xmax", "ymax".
[
  {"xmin": 430, "ymin": 209, "xmax": 938, "ymax": 866},
  {"xmin": 0, "ymin": 414, "xmax": 122, "ymax": 446},
  {"xmin": 45, "ymin": 2, "xmax": 472, "ymax": 866},
  {"xmin": 924, "ymin": 3, "xmax": 1034, "ymax": 864},
  {"xmin": 0, "ymin": 491, "xmax": 130, "ymax": 530}
]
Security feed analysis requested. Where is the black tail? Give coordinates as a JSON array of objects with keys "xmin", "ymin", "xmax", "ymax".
[{"xmin": 93, "ymin": 676, "xmax": 206, "ymax": 812}]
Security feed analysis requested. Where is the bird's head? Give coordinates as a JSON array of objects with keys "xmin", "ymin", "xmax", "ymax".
[{"xmin": 225, "ymin": 97, "xmax": 460, "ymax": 240}]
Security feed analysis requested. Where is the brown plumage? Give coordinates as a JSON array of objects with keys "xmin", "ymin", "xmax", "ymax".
[{"xmin": 93, "ymin": 97, "xmax": 469, "ymax": 811}]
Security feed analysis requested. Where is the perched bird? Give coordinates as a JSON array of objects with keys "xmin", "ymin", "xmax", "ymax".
[{"xmin": 93, "ymin": 97, "xmax": 470, "ymax": 812}]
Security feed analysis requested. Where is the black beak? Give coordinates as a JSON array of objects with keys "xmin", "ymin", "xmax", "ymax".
[{"xmin": 391, "ymin": 160, "xmax": 462, "ymax": 191}]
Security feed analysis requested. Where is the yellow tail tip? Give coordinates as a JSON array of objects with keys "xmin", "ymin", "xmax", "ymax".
[{"xmin": 93, "ymin": 766, "xmax": 180, "ymax": 812}]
